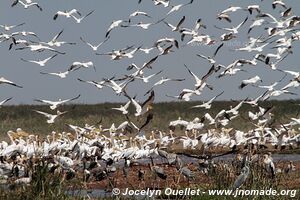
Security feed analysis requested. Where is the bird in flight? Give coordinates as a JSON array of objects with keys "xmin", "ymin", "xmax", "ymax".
[
  {"xmin": 33, "ymin": 110, "xmax": 68, "ymax": 124},
  {"xmin": 34, "ymin": 94, "xmax": 81, "ymax": 110},
  {"xmin": 21, "ymin": 54, "xmax": 58, "ymax": 67},
  {"xmin": 0, "ymin": 77, "xmax": 23, "ymax": 88}
]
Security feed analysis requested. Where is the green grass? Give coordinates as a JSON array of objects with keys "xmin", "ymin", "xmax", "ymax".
[{"xmin": 0, "ymin": 100, "xmax": 300, "ymax": 140}]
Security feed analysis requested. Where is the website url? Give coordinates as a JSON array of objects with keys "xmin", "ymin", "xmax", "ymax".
[{"xmin": 112, "ymin": 188, "xmax": 298, "ymax": 198}]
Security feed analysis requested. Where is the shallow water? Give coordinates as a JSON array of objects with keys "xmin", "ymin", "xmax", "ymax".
[
  {"xmin": 66, "ymin": 153, "xmax": 300, "ymax": 198},
  {"xmin": 66, "ymin": 189, "xmax": 111, "ymax": 199}
]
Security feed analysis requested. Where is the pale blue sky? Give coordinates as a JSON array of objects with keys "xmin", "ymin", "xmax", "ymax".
[{"xmin": 0, "ymin": 0, "xmax": 299, "ymax": 105}]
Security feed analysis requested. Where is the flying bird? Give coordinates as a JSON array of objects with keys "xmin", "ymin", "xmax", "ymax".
[
  {"xmin": 80, "ymin": 36, "xmax": 109, "ymax": 51},
  {"xmin": 33, "ymin": 110, "xmax": 68, "ymax": 124},
  {"xmin": 34, "ymin": 95, "xmax": 81, "ymax": 110},
  {"xmin": 21, "ymin": 54, "xmax": 58, "ymax": 67},
  {"xmin": 239, "ymin": 76, "xmax": 262, "ymax": 89},
  {"xmin": 11, "ymin": 0, "xmax": 42, "ymax": 11},
  {"xmin": 0, "ymin": 77, "xmax": 23, "ymax": 88},
  {"xmin": 53, "ymin": 9, "xmax": 81, "ymax": 20},
  {"xmin": 166, "ymin": 0, "xmax": 193, "ymax": 16},
  {"xmin": 68, "ymin": 61, "xmax": 95, "ymax": 72},
  {"xmin": 105, "ymin": 20, "xmax": 126, "ymax": 38},
  {"xmin": 111, "ymin": 101, "xmax": 131, "ymax": 115},
  {"xmin": 71, "ymin": 10, "xmax": 95, "ymax": 23},
  {"xmin": 0, "ymin": 23, "xmax": 25, "ymax": 31},
  {"xmin": 40, "ymin": 71, "xmax": 69, "ymax": 79},
  {"xmin": 192, "ymin": 91, "xmax": 224, "ymax": 109}
]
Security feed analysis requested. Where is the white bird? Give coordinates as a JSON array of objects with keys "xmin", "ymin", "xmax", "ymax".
[
  {"xmin": 21, "ymin": 54, "xmax": 58, "ymax": 67},
  {"xmin": 244, "ymin": 91, "xmax": 268, "ymax": 107},
  {"xmin": 68, "ymin": 61, "xmax": 95, "ymax": 72},
  {"xmin": 53, "ymin": 9, "xmax": 81, "ymax": 20},
  {"xmin": 184, "ymin": 64, "xmax": 215, "ymax": 90},
  {"xmin": 217, "ymin": 66, "xmax": 246, "ymax": 78},
  {"xmin": 272, "ymin": 1, "xmax": 287, "ymax": 9},
  {"xmin": 248, "ymin": 107, "xmax": 265, "ymax": 121},
  {"xmin": 184, "ymin": 64, "xmax": 203, "ymax": 88},
  {"xmin": 282, "ymin": 70, "xmax": 299, "ymax": 78},
  {"xmin": 135, "ymin": 70, "xmax": 163, "ymax": 83},
  {"xmin": 80, "ymin": 36, "xmax": 109, "ymax": 51},
  {"xmin": 163, "ymin": 16, "xmax": 186, "ymax": 32},
  {"xmin": 122, "ymin": 20, "xmax": 161, "ymax": 30},
  {"xmin": 139, "ymin": 47, "xmax": 155, "ymax": 54},
  {"xmin": 111, "ymin": 101, "xmax": 131, "ymax": 115},
  {"xmin": 145, "ymin": 77, "xmax": 185, "ymax": 95},
  {"xmin": 217, "ymin": 13, "xmax": 232, "ymax": 23},
  {"xmin": 166, "ymin": 0, "xmax": 193, "ymax": 15},
  {"xmin": 237, "ymin": 42, "xmax": 269, "ymax": 52},
  {"xmin": 239, "ymin": 76, "xmax": 262, "ymax": 89},
  {"xmin": 219, "ymin": 6, "xmax": 242, "ymax": 15},
  {"xmin": 153, "ymin": 0, "xmax": 170, "ymax": 7},
  {"xmin": 263, "ymin": 89, "xmax": 297, "ymax": 100},
  {"xmin": 291, "ymin": 118, "xmax": 300, "ymax": 125},
  {"xmin": 129, "ymin": 10, "xmax": 151, "ymax": 22},
  {"xmin": 97, "ymin": 46, "xmax": 140, "ymax": 60},
  {"xmin": 281, "ymin": 80, "xmax": 300, "ymax": 90},
  {"xmin": 180, "ymin": 18, "xmax": 207, "ymax": 41},
  {"xmin": 226, "ymin": 100, "xmax": 245, "ymax": 115},
  {"xmin": 155, "ymin": 37, "xmax": 179, "ymax": 48},
  {"xmin": 167, "ymin": 88, "xmax": 200, "ymax": 101},
  {"xmin": 40, "ymin": 71, "xmax": 69, "ymax": 79},
  {"xmin": 169, "ymin": 117, "xmax": 189, "ymax": 128},
  {"xmin": 246, "ymin": 5, "xmax": 260, "ymax": 15},
  {"xmin": 247, "ymin": 19, "xmax": 265, "ymax": 34},
  {"xmin": 0, "ymin": 23, "xmax": 25, "ymax": 31},
  {"xmin": 77, "ymin": 78, "xmax": 108, "ymax": 89},
  {"xmin": 71, "ymin": 10, "xmax": 94, "ymax": 23},
  {"xmin": 202, "ymin": 113, "xmax": 215, "ymax": 125},
  {"xmin": 220, "ymin": 32, "xmax": 236, "ymax": 41},
  {"xmin": 105, "ymin": 79, "xmax": 133, "ymax": 95},
  {"xmin": 130, "ymin": 98, "xmax": 143, "ymax": 117},
  {"xmin": 33, "ymin": 110, "xmax": 68, "ymax": 124},
  {"xmin": 0, "ymin": 77, "xmax": 22, "ymax": 88},
  {"xmin": 55, "ymin": 156, "xmax": 74, "ymax": 169},
  {"xmin": 39, "ymin": 29, "xmax": 75, "ymax": 47},
  {"xmin": 256, "ymin": 82, "xmax": 279, "ymax": 91},
  {"xmin": 215, "ymin": 17, "xmax": 248, "ymax": 34},
  {"xmin": 126, "ymin": 91, "xmax": 154, "ymax": 117},
  {"xmin": 257, "ymin": 12, "xmax": 287, "ymax": 28},
  {"xmin": 16, "ymin": 44, "xmax": 65, "ymax": 54},
  {"xmin": 105, "ymin": 20, "xmax": 125, "ymax": 38},
  {"xmin": 192, "ymin": 91, "xmax": 224, "ymax": 109},
  {"xmin": 196, "ymin": 54, "xmax": 216, "ymax": 64},
  {"xmin": 11, "ymin": 0, "xmax": 42, "ymax": 11},
  {"xmin": 34, "ymin": 95, "xmax": 80, "ymax": 110}
]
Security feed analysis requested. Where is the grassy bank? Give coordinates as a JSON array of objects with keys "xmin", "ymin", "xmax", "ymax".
[{"xmin": 0, "ymin": 100, "xmax": 300, "ymax": 140}]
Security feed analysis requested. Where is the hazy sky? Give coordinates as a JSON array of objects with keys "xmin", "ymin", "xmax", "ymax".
[{"xmin": 0, "ymin": 0, "xmax": 299, "ymax": 105}]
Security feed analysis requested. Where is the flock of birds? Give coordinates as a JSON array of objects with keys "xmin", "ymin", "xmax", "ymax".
[{"xmin": 0, "ymin": 0, "xmax": 300, "ymax": 191}]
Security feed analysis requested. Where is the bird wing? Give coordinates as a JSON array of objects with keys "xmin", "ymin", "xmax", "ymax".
[
  {"xmin": 33, "ymin": 110, "xmax": 51, "ymax": 117},
  {"xmin": 61, "ymin": 94, "xmax": 81, "ymax": 103},
  {"xmin": 0, "ymin": 97, "xmax": 13, "ymax": 105},
  {"xmin": 236, "ymin": 16, "xmax": 248, "ymax": 29},
  {"xmin": 52, "ymin": 29, "xmax": 64, "ymax": 41},
  {"xmin": 176, "ymin": 16, "xmax": 186, "ymax": 29},
  {"xmin": 184, "ymin": 64, "xmax": 201, "ymax": 84},
  {"xmin": 213, "ymin": 43, "xmax": 224, "ymax": 57},
  {"xmin": 131, "ymin": 98, "xmax": 142, "ymax": 115}
]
